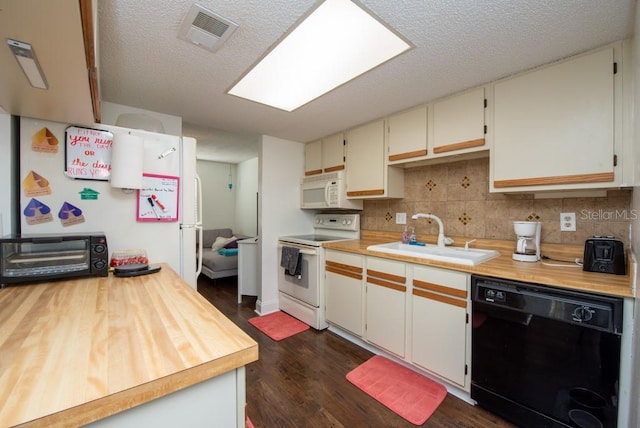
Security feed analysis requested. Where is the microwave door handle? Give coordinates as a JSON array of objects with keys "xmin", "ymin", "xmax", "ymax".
[{"xmin": 325, "ymin": 182, "xmax": 331, "ymax": 205}]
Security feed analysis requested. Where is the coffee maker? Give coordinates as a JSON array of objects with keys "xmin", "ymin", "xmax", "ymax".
[{"xmin": 512, "ymin": 221, "xmax": 541, "ymax": 262}]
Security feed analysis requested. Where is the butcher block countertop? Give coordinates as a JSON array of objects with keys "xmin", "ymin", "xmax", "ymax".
[
  {"xmin": 0, "ymin": 264, "xmax": 258, "ymax": 428},
  {"xmin": 323, "ymin": 231, "xmax": 635, "ymax": 298}
]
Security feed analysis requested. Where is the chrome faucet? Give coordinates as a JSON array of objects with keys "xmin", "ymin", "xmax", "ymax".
[{"xmin": 411, "ymin": 213, "xmax": 452, "ymax": 248}]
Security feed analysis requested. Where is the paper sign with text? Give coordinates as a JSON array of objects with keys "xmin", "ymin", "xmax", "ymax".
[{"xmin": 65, "ymin": 126, "xmax": 114, "ymax": 180}]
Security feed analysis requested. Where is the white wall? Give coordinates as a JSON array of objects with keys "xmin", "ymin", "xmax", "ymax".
[
  {"xmin": 236, "ymin": 157, "xmax": 258, "ymax": 237},
  {"xmin": 257, "ymin": 135, "xmax": 315, "ymax": 315},
  {"xmin": 0, "ymin": 113, "xmax": 14, "ymax": 236},
  {"xmin": 196, "ymin": 160, "xmax": 237, "ymax": 230},
  {"xmin": 629, "ymin": 4, "xmax": 640, "ymax": 427},
  {"xmin": 101, "ymin": 101, "xmax": 182, "ymax": 136},
  {"xmin": 633, "ymin": 0, "xmax": 640, "ymax": 226}
]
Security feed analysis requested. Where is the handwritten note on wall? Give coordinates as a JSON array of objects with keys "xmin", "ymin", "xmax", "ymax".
[
  {"xmin": 136, "ymin": 173, "xmax": 180, "ymax": 222},
  {"xmin": 65, "ymin": 126, "xmax": 114, "ymax": 180}
]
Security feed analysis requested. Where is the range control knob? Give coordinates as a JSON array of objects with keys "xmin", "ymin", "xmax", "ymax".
[{"xmin": 572, "ymin": 306, "xmax": 594, "ymax": 322}]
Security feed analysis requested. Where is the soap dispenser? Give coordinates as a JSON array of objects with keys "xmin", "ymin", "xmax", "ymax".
[
  {"xmin": 402, "ymin": 226, "xmax": 410, "ymax": 244},
  {"xmin": 409, "ymin": 227, "xmax": 417, "ymax": 244}
]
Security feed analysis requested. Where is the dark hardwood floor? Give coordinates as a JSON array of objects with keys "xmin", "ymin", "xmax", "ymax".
[{"xmin": 197, "ymin": 276, "xmax": 515, "ymax": 428}]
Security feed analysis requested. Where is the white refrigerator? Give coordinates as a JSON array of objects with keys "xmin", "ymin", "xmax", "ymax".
[{"xmin": 17, "ymin": 118, "xmax": 203, "ymax": 288}]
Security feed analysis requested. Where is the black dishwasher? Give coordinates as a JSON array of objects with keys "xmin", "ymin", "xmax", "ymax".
[{"xmin": 471, "ymin": 275, "xmax": 622, "ymax": 428}]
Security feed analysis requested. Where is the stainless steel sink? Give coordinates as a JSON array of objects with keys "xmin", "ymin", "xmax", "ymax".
[{"xmin": 366, "ymin": 242, "xmax": 500, "ymax": 266}]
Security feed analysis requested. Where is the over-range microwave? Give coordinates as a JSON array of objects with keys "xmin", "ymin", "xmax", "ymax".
[{"xmin": 300, "ymin": 171, "xmax": 363, "ymax": 210}]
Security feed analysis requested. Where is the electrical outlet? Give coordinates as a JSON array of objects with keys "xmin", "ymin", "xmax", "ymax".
[
  {"xmin": 396, "ymin": 212, "xmax": 407, "ymax": 225},
  {"xmin": 560, "ymin": 212, "xmax": 576, "ymax": 232}
]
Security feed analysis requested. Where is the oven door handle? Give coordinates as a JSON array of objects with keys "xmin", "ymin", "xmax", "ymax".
[
  {"xmin": 278, "ymin": 244, "xmax": 319, "ymax": 255},
  {"xmin": 299, "ymin": 249, "xmax": 317, "ymax": 255}
]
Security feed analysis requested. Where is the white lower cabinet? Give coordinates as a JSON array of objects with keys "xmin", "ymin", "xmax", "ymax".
[
  {"xmin": 325, "ymin": 252, "xmax": 471, "ymax": 390},
  {"xmin": 411, "ymin": 265, "xmax": 469, "ymax": 387},
  {"xmin": 365, "ymin": 257, "xmax": 406, "ymax": 358},
  {"xmin": 325, "ymin": 250, "xmax": 364, "ymax": 337}
]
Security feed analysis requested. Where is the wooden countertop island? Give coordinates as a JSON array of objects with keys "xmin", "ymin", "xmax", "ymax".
[{"xmin": 0, "ymin": 264, "xmax": 258, "ymax": 427}]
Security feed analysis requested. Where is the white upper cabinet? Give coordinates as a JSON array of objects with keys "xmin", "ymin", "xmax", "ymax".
[
  {"xmin": 0, "ymin": 0, "xmax": 98, "ymax": 126},
  {"xmin": 387, "ymin": 105, "xmax": 428, "ymax": 162},
  {"xmin": 346, "ymin": 120, "xmax": 404, "ymax": 199},
  {"xmin": 313, "ymin": 41, "xmax": 632, "ymax": 192},
  {"xmin": 491, "ymin": 44, "xmax": 627, "ymax": 192},
  {"xmin": 347, "ymin": 120, "xmax": 385, "ymax": 194},
  {"xmin": 304, "ymin": 140, "xmax": 323, "ymax": 176},
  {"xmin": 305, "ymin": 133, "xmax": 346, "ymax": 176},
  {"xmin": 322, "ymin": 133, "xmax": 345, "ymax": 173},
  {"xmin": 386, "ymin": 87, "xmax": 489, "ymax": 165},
  {"xmin": 431, "ymin": 86, "xmax": 487, "ymax": 156}
]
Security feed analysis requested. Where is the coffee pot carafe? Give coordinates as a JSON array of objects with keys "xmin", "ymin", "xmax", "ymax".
[{"xmin": 512, "ymin": 221, "xmax": 541, "ymax": 262}]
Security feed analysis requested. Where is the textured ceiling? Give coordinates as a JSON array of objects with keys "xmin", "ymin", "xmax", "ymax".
[{"xmin": 98, "ymin": 0, "xmax": 636, "ymax": 163}]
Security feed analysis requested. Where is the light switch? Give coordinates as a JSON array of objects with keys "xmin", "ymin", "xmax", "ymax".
[{"xmin": 396, "ymin": 212, "xmax": 407, "ymax": 224}]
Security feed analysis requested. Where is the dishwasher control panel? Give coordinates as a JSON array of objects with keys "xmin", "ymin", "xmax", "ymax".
[
  {"xmin": 471, "ymin": 275, "xmax": 623, "ymax": 335},
  {"xmin": 483, "ymin": 288, "xmax": 506, "ymax": 303}
]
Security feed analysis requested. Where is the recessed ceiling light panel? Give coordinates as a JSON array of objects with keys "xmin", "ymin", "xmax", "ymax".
[{"xmin": 228, "ymin": 0, "xmax": 412, "ymax": 111}]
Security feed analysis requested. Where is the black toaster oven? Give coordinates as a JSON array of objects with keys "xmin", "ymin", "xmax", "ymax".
[
  {"xmin": 0, "ymin": 233, "xmax": 109, "ymax": 287},
  {"xmin": 583, "ymin": 236, "xmax": 626, "ymax": 275}
]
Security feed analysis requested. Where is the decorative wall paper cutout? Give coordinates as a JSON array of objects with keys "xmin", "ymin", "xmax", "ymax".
[
  {"xmin": 23, "ymin": 198, "xmax": 53, "ymax": 225},
  {"xmin": 31, "ymin": 127, "xmax": 59, "ymax": 153},
  {"xmin": 58, "ymin": 202, "xmax": 85, "ymax": 227},
  {"xmin": 79, "ymin": 188, "xmax": 100, "ymax": 200},
  {"xmin": 22, "ymin": 170, "xmax": 51, "ymax": 197}
]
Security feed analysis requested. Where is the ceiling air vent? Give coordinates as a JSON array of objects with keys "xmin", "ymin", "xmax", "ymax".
[{"xmin": 178, "ymin": 4, "xmax": 238, "ymax": 52}]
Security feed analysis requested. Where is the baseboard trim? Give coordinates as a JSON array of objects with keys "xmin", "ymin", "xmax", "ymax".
[{"xmin": 255, "ymin": 298, "xmax": 279, "ymax": 316}]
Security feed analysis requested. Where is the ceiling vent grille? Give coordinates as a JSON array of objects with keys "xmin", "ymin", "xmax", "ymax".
[{"xmin": 178, "ymin": 4, "xmax": 238, "ymax": 52}]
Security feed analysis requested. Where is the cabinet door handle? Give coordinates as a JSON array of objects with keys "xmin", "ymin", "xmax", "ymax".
[
  {"xmin": 413, "ymin": 288, "xmax": 466, "ymax": 309},
  {"xmin": 413, "ymin": 279, "xmax": 467, "ymax": 299},
  {"xmin": 326, "ymin": 265, "xmax": 362, "ymax": 280},
  {"xmin": 367, "ymin": 277, "xmax": 406, "ymax": 292}
]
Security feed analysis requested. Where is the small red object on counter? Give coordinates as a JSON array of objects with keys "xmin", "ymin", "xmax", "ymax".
[{"xmin": 110, "ymin": 249, "xmax": 149, "ymax": 267}]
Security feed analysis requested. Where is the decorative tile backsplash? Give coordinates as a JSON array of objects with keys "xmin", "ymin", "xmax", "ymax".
[{"xmin": 361, "ymin": 158, "xmax": 633, "ymax": 246}]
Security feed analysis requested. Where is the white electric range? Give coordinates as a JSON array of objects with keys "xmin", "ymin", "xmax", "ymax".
[{"xmin": 277, "ymin": 214, "xmax": 360, "ymax": 329}]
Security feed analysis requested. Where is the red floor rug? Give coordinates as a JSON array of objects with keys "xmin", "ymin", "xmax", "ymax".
[
  {"xmin": 248, "ymin": 311, "xmax": 310, "ymax": 341},
  {"xmin": 346, "ymin": 355, "xmax": 447, "ymax": 425}
]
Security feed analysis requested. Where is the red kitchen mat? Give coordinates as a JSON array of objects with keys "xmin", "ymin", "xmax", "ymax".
[
  {"xmin": 346, "ymin": 355, "xmax": 447, "ymax": 425},
  {"xmin": 248, "ymin": 311, "xmax": 310, "ymax": 341}
]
